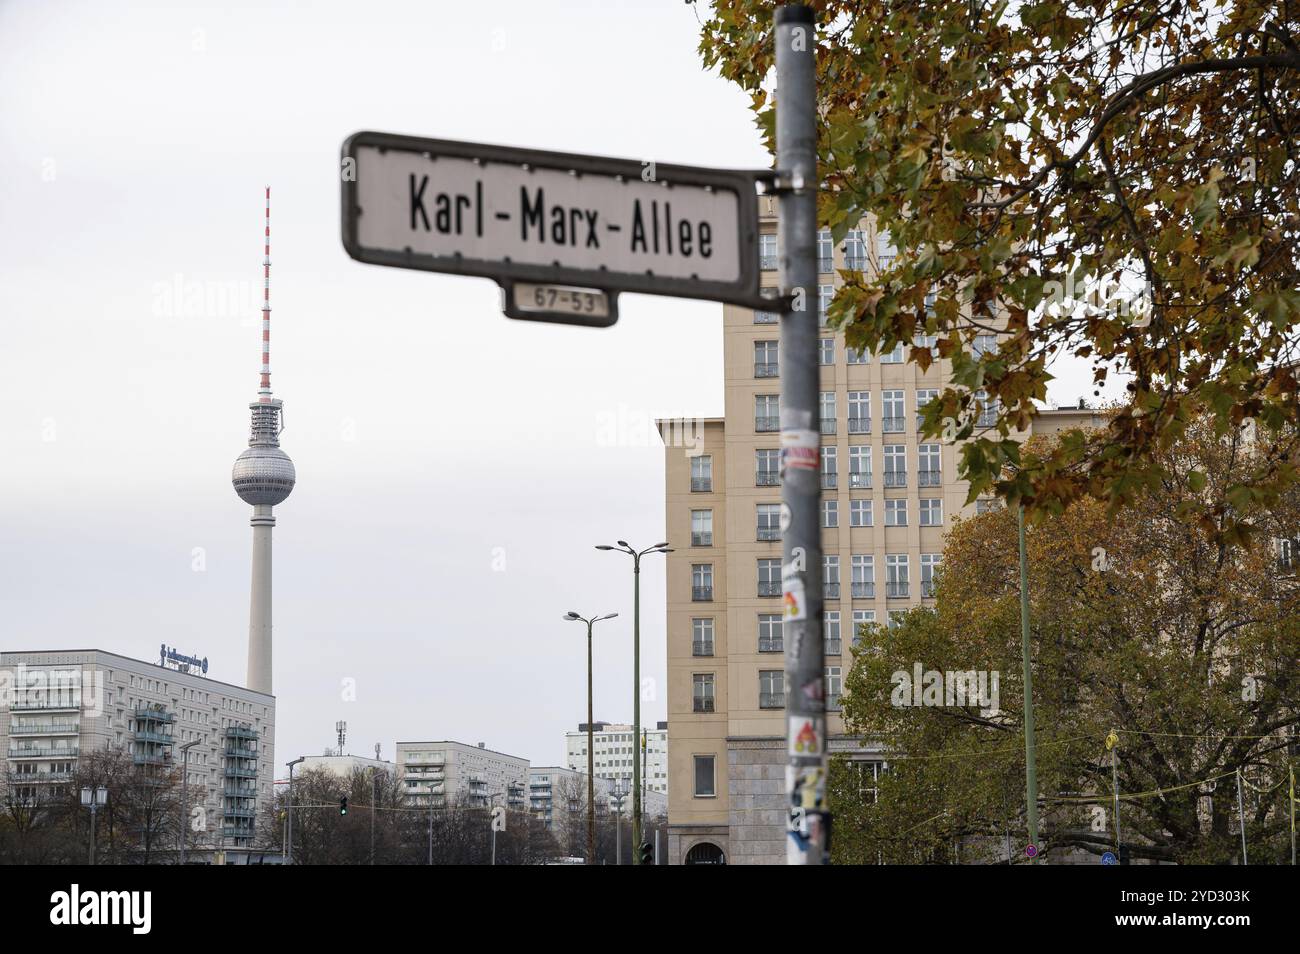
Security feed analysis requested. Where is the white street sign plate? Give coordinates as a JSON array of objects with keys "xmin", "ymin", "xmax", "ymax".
[{"xmin": 341, "ymin": 132, "xmax": 768, "ymax": 324}]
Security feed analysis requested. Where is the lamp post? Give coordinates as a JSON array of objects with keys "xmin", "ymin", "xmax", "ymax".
[
  {"xmin": 595, "ymin": 540, "xmax": 670, "ymax": 863},
  {"xmin": 608, "ymin": 779, "xmax": 628, "ymax": 865},
  {"xmin": 178, "ymin": 739, "xmax": 199, "ymax": 865},
  {"xmin": 565, "ymin": 610, "xmax": 618, "ymax": 865},
  {"xmin": 286, "ymin": 756, "xmax": 304, "ymax": 864},
  {"xmin": 80, "ymin": 785, "xmax": 107, "ymax": 865}
]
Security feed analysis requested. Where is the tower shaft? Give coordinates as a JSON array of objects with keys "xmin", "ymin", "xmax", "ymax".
[{"xmin": 246, "ymin": 505, "xmax": 275, "ymax": 695}]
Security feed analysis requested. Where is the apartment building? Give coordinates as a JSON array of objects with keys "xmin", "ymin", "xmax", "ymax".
[
  {"xmin": 564, "ymin": 720, "xmax": 668, "ymax": 795},
  {"xmin": 658, "ymin": 197, "xmax": 1096, "ymax": 865},
  {"xmin": 1, "ymin": 648, "xmax": 276, "ymax": 849},
  {"xmin": 395, "ymin": 740, "xmax": 529, "ymax": 811}
]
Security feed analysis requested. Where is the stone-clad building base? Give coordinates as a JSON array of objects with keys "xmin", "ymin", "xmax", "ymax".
[{"xmin": 726, "ymin": 736, "xmax": 786, "ymax": 864}]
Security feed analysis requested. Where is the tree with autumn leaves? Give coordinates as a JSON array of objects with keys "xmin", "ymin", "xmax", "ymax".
[
  {"xmin": 699, "ymin": 1, "xmax": 1300, "ymax": 540},
  {"xmin": 830, "ymin": 419, "xmax": 1299, "ymax": 864}
]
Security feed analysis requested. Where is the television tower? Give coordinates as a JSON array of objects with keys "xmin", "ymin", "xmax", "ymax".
[{"xmin": 231, "ymin": 187, "xmax": 295, "ymax": 695}]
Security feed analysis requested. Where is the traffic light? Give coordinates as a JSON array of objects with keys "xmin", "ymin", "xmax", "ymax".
[
  {"xmin": 1118, "ymin": 844, "xmax": 1131, "ymax": 865},
  {"xmin": 339, "ymin": 796, "xmax": 348, "ymax": 816},
  {"xmin": 639, "ymin": 841, "xmax": 654, "ymax": 865}
]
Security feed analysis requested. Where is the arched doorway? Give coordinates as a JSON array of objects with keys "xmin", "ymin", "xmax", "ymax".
[{"xmin": 684, "ymin": 841, "xmax": 726, "ymax": 865}]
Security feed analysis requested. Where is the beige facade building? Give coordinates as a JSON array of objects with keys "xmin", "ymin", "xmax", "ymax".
[
  {"xmin": 658, "ymin": 198, "xmax": 1097, "ymax": 865},
  {"xmin": 395, "ymin": 740, "xmax": 529, "ymax": 811}
]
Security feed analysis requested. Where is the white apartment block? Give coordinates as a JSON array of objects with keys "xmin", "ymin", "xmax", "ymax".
[
  {"xmin": 565, "ymin": 721, "xmax": 668, "ymax": 796},
  {"xmin": 1, "ymin": 648, "xmax": 275, "ymax": 849},
  {"xmin": 395, "ymin": 740, "xmax": 528, "ymax": 811}
]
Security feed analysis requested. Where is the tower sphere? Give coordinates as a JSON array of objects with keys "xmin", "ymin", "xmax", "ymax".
[{"xmin": 232, "ymin": 445, "xmax": 296, "ymax": 506}]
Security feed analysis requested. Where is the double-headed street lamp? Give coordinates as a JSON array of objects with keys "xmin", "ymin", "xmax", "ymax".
[
  {"xmin": 595, "ymin": 540, "xmax": 671, "ymax": 863},
  {"xmin": 178, "ymin": 739, "xmax": 200, "ymax": 865},
  {"xmin": 565, "ymin": 610, "xmax": 618, "ymax": 865}
]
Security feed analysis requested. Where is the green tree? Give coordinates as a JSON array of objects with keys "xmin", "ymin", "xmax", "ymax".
[
  {"xmin": 699, "ymin": 1, "xmax": 1300, "ymax": 538},
  {"xmin": 831, "ymin": 419, "xmax": 1299, "ymax": 864}
]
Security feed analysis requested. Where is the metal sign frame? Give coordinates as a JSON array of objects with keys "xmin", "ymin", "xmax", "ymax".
[{"xmin": 340, "ymin": 131, "xmax": 777, "ymax": 317}]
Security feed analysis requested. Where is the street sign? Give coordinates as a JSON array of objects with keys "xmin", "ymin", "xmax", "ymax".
[
  {"xmin": 340, "ymin": 131, "xmax": 772, "ymax": 326},
  {"xmin": 1101, "ymin": 851, "xmax": 1117, "ymax": 865}
]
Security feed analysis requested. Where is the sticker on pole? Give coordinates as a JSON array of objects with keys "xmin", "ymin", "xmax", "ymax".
[
  {"xmin": 780, "ymin": 428, "xmax": 819, "ymax": 472},
  {"xmin": 788, "ymin": 716, "xmax": 823, "ymax": 756}
]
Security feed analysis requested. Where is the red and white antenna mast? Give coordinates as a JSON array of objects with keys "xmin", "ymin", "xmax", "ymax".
[{"xmin": 259, "ymin": 185, "xmax": 273, "ymax": 403}]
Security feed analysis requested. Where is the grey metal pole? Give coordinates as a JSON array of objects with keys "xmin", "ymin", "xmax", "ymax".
[
  {"xmin": 89, "ymin": 804, "xmax": 96, "ymax": 866},
  {"xmin": 1289, "ymin": 763, "xmax": 1295, "ymax": 866},
  {"xmin": 370, "ymin": 768, "xmax": 377, "ymax": 865},
  {"xmin": 1110, "ymin": 737, "xmax": 1122, "ymax": 856},
  {"xmin": 632, "ymin": 553, "xmax": 642, "ymax": 862},
  {"xmin": 654, "ymin": 825, "xmax": 660, "ymax": 866},
  {"xmin": 775, "ymin": 2, "xmax": 827, "ymax": 866},
  {"xmin": 180, "ymin": 739, "xmax": 199, "ymax": 865},
  {"xmin": 286, "ymin": 756, "xmax": 303, "ymax": 865},
  {"xmin": 616, "ymin": 799, "xmax": 622, "ymax": 865},
  {"xmin": 1018, "ymin": 505, "xmax": 1039, "ymax": 859},
  {"xmin": 587, "ymin": 621, "xmax": 596, "ymax": 865},
  {"xmin": 1235, "ymin": 768, "xmax": 1248, "ymax": 865}
]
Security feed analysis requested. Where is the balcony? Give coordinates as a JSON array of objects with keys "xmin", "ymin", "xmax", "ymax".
[
  {"xmin": 848, "ymin": 472, "xmax": 872, "ymax": 489},
  {"xmin": 760, "ymin": 255, "xmax": 778, "ymax": 271},
  {"xmin": 884, "ymin": 471, "xmax": 908, "ymax": 488},
  {"xmin": 887, "ymin": 581, "xmax": 910, "ymax": 598},
  {"xmin": 844, "ymin": 255, "xmax": 867, "ymax": 271},
  {"xmin": 224, "ymin": 763, "xmax": 257, "ymax": 779},
  {"xmin": 133, "ymin": 728, "xmax": 174, "ymax": 745},
  {"xmin": 9, "ymin": 721, "xmax": 79, "ymax": 736},
  {"xmin": 758, "ymin": 637, "xmax": 783, "ymax": 654},
  {"xmin": 820, "ymin": 418, "xmax": 836, "ymax": 435},
  {"xmin": 693, "ymin": 698, "xmax": 715, "ymax": 713},
  {"xmin": 759, "ymin": 693, "xmax": 785, "ymax": 710},
  {"xmin": 9, "ymin": 699, "xmax": 80, "ymax": 713},
  {"xmin": 757, "ymin": 527, "xmax": 780, "ymax": 542},
  {"xmin": 133, "ymin": 707, "xmax": 175, "ymax": 724},
  {"xmin": 921, "ymin": 580, "xmax": 937, "ymax": 598},
  {"xmin": 221, "ymin": 826, "xmax": 254, "ymax": 840},
  {"xmin": 692, "ymin": 641, "xmax": 713, "ymax": 657},
  {"xmin": 223, "ymin": 784, "xmax": 256, "ymax": 797},
  {"xmin": 692, "ymin": 586, "xmax": 713, "ymax": 602},
  {"xmin": 847, "ymin": 416, "xmax": 871, "ymax": 434},
  {"xmin": 224, "ymin": 746, "xmax": 257, "ymax": 759},
  {"xmin": 756, "ymin": 471, "xmax": 779, "ymax": 487},
  {"xmin": 132, "ymin": 752, "xmax": 170, "ymax": 766},
  {"xmin": 757, "ymin": 581, "xmax": 781, "ymax": 597},
  {"xmin": 9, "ymin": 745, "xmax": 79, "ymax": 759},
  {"xmin": 691, "ymin": 531, "xmax": 712, "ymax": 547},
  {"xmin": 817, "ymin": 256, "xmax": 834, "ymax": 273},
  {"xmin": 222, "ymin": 807, "xmax": 257, "ymax": 819},
  {"xmin": 851, "ymin": 582, "xmax": 875, "ymax": 599},
  {"xmin": 754, "ymin": 310, "xmax": 778, "ymax": 324},
  {"xmin": 225, "ymin": 725, "xmax": 257, "ymax": 740},
  {"xmin": 755, "ymin": 416, "xmax": 780, "ymax": 433},
  {"xmin": 755, "ymin": 362, "xmax": 779, "ymax": 378},
  {"xmin": 882, "ymin": 416, "xmax": 905, "ymax": 433},
  {"xmin": 824, "ymin": 638, "xmax": 842, "ymax": 656},
  {"xmin": 690, "ymin": 477, "xmax": 712, "ymax": 492},
  {"xmin": 918, "ymin": 470, "xmax": 942, "ymax": 487},
  {"xmin": 827, "ymin": 693, "xmax": 843, "ymax": 711},
  {"xmin": 823, "ymin": 582, "xmax": 841, "ymax": 599},
  {"xmin": 821, "ymin": 472, "xmax": 837, "ymax": 490}
]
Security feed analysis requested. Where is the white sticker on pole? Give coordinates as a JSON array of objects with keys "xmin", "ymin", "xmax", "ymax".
[
  {"xmin": 782, "ymin": 565, "xmax": 807, "ymax": 623},
  {"xmin": 780, "ymin": 428, "xmax": 819, "ymax": 472}
]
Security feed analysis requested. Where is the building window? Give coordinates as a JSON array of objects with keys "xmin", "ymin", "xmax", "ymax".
[
  {"xmin": 758, "ymin": 558, "xmax": 782, "ymax": 597},
  {"xmin": 693, "ymin": 673, "xmax": 715, "ymax": 712},
  {"xmin": 880, "ymin": 341, "xmax": 904, "ymax": 364},
  {"xmin": 850, "ymin": 498, "xmax": 873, "ymax": 527},
  {"xmin": 758, "ymin": 614, "xmax": 783, "ymax": 653},
  {"xmin": 823, "ymin": 555, "xmax": 840, "ymax": 599},
  {"xmin": 818, "ymin": 285, "xmax": 833, "ymax": 326},
  {"xmin": 848, "ymin": 444, "xmax": 872, "ymax": 489},
  {"xmin": 690, "ymin": 454, "xmax": 712, "ymax": 493},
  {"xmin": 757, "ymin": 503, "xmax": 782, "ymax": 542},
  {"xmin": 918, "ymin": 443, "xmax": 941, "ymax": 486},
  {"xmin": 696, "ymin": 621, "xmax": 717, "ymax": 657},
  {"xmin": 692, "ymin": 564, "xmax": 713, "ymax": 601},
  {"xmin": 847, "ymin": 390, "xmax": 870, "ymax": 433},
  {"xmin": 885, "ymin": 498, "xmax": 908, "ymax": 527},
  {"xmin": 843, "ymin": 229, "xmax": 867, "ymax": 270},
  {"xmin": 755, "ymin": 340, "xmax": 779, "ymax": 378},
  {"xmin": 975, "ymin": 389, "xmax": 998, "ymax": 428},
  {"xmin": 972, "ymin": 333, "xmax": 997, "ymax": 358},
  {"xmin": 886, "ymin": 555, "xmax": 910, "ymax": 598},
  {"xmin": 916, "ymin": 389, "xmax": 939, "ymax": 432},
  {"xmin": 921, "ymin": 553, "xmax": 941, "ymax": 597},
  {"xmin": 852, "ymin": 609, "xmax": 876, "ymax": 646},
  {"xmin": 691, "ymin": 509, "xmax": 713, "ymax": 547},
  {"xmin": 884, "ymin": 445, "xmax": 907, "ymax": 487},
  {"xmin": 820, "ymin": 391, "xmax": 836, "ymax": 434},
  {"xmin": 759, "ymin": 233, "xmax": 778, "ymax": 270},
  {"xmin": 856, "ymin": 759, "xmax": 887, "ymax": 801},
  {"xmin": 826, "ymin": 667, "xmax": 843, "ymax": 710},
  {"xmin": 819, "ymin": 337, "xmax": 834, "ymax": 365},
  {"xmin": 876, "ymin": 229, "xmax": 896, "ymax": 271},
  {"xmin": 821, "ymin": 444, "xmax": 837, "ymax": 489},
  {"xmin": 976, "ymin": 498, "xmax": 1003, "ymax": 515},
  {"xmin": 847, "ymin": 346, "xmax": 869, "ymax": 365},
  {"xmin": 920, "ymin": 498, "xmax": 943, "ymax": 527},
  {"xmin": 882, "ymin": 390, "xmax": 905, "ymax": 433},
  {"xmin": 822, "ymin": 498, "xmax": 839, "ymax": 529},
  {"xmin": 850, "ymin": 554, "xmax": 876, "ymax": 599},
  {"xmin": 755, "ymin": 309, "xmax": 778, "ymax": 324},
  {"xmin": 694, "ymin": 755, "xmax": 716, "ymax": 797},
  {"xmin": 824, "ymin": 612, "xmax": 842, "ymax": 656},
  {"xmin": 817, "ymin": 229, "xmax": 834, "ymax": 273},
  {"xmin": 756, "ymin": 449, "xmax": 780, "ymax": 486},
  {"xmin": 759, "ymin": 670, "xmax": 785, "ymax": 709},
  {"xmin": 756, "ymin": 394, "xmax": 780, "ymax": 432}
]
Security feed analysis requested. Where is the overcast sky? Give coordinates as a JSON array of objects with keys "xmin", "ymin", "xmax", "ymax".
[{"xmin": 0, "ymin": 0, "xmax": 1110, "ymax": 774}]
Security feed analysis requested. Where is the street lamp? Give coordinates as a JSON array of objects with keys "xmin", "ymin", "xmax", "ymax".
[
  {"xmin": 595, "ymin": 540, "xmax": 670, "ymax": 862},
  {"xmin": 565, "ymin": 609, "xmax": 617, "ymax": 865},
  {"xmin": 178, "ymin": 739, "xmax": 200, "ymax": 865},
  {"xmin": 80, "ymin": 785, "xmax": 107, "ymax": 865},
  {"xmin": 286, "ymin": 756, "xmax": 305, "ymax": 864}
]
